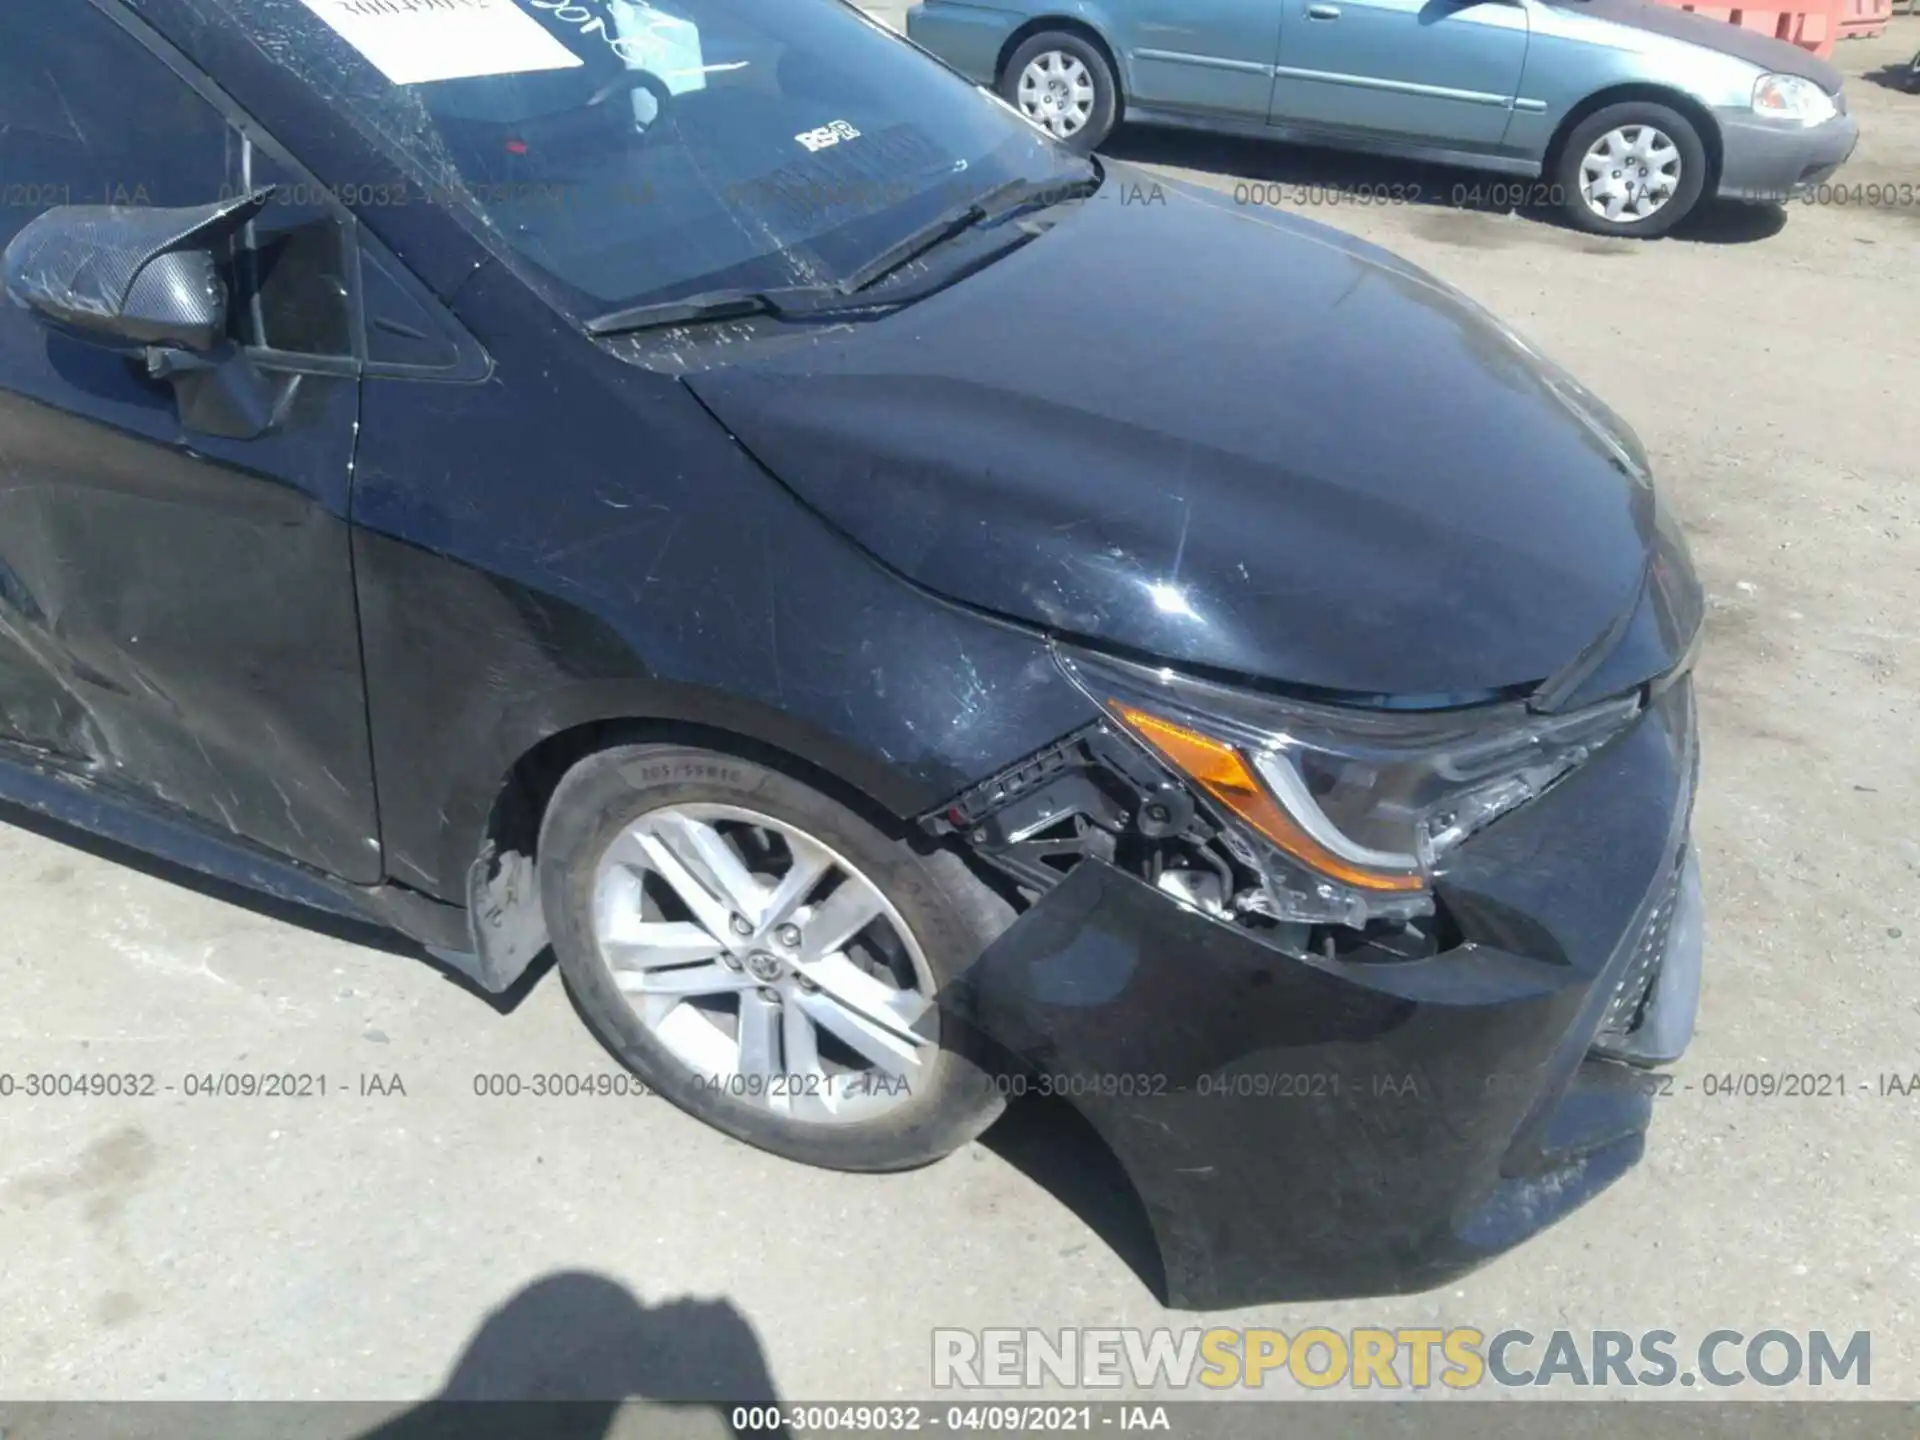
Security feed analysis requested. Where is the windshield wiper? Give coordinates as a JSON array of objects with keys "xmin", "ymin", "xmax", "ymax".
[
  {"xmin": 841, "ymin": 170, "xmax": 1100, "ymax": 294},
  {"xmin": 585, "ymin": 284, "xmax": 847, "ymax": 338},
  {"xmin": 585, "ymin": 170, "xmax": 1099, "ymax": 337}
]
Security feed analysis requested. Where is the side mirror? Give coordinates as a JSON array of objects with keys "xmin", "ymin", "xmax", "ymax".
[{"xmin": 2, "ymin": 190, "xmax": 272, "ymax": 353}]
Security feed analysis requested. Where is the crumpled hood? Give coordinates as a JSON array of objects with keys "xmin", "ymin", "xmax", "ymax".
[{"xmin": 685, "ymin": 165, "xmax": 1700, "ymax": 702}]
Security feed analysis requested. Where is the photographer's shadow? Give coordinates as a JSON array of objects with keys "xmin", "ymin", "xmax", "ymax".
[{"xmin": 358, "ymin": 1271, "xmax": 789, "ymax": 1440}]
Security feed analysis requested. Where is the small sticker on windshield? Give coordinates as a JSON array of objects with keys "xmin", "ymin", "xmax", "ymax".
[
  {"xmin": 295, "ymin": 0, "xmax": 585, "ymax": 86},
  {"xmin": 795, "ymin": 121, "xmax": 862, "ymax": 154}
]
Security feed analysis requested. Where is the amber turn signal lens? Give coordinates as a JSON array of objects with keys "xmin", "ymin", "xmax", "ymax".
[{"xmin": 1110, "ymin": 702, "xmax": 1425, "ymax": 894}]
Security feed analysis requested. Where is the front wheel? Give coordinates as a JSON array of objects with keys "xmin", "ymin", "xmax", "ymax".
[
  {"xmin": 1552, "ymin": 101, "xmax": 1708, "ymax": 239},
  {"xmin": 538, "ymin": 743, "xmax": 1008, "ymax": 1172},
  {"xmin": 999, "ymin": 32, "xmax": 1119, "ymax": 154}
]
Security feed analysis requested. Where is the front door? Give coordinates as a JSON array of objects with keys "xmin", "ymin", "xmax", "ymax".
[
  {"xmin": 0, "ymin": 0, "xmax": 382, "ymax": 881},
  {"xmin": 1121, "ymin": 0, "xmax": 1288, "ymax": 119},
  {"xmin": 1269, "ymin": 0, "xmax": 1529, "ymax": 151}
]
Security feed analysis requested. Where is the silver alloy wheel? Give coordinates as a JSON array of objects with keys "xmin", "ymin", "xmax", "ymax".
[
  {"xmin": 590, "ymin": 803, "xmax": 938, "ymax": 1125},
  {"xmin": 1578, "ymin": 125, "xmax": 1681, "ymax": 224},
  {"xmin": 1016, "ymin": 50, "xmax": 1096, "ymax": 139}
]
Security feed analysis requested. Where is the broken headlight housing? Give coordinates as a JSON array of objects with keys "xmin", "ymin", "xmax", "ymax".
[{"xmin": 1057, "ymin": 646, "xmax": 1642, "ymax": 930}]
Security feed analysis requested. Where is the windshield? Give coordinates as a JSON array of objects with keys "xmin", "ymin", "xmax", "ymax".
[{"xmin": 216, "ymin": 0, "xmax": 1087, "ymax": 317}]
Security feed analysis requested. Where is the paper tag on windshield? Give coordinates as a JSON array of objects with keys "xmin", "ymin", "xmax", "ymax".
[{"xmin": 296, "ymin": 0, "xmax": 585, "ymax": 86}]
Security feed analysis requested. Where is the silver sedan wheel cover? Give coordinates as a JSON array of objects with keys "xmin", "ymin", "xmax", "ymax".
[
  {"xmin": 591, "ymin": 803, "xmax": 937, "ymax": 1125},
  {"xmin": 1579, "ymin": 125, "xmax": 1681, "ymax": 224},
  {"xmin": 1017, "ymin": 51, "xmax": 1096, "ymax": 138}
]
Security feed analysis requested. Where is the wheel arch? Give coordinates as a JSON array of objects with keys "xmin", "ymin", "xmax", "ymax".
[
  {"xmin": 440, "ymin": 681, "xmax": 949, "ymax": 994},
  {"xmin": 1546, "ymin": 84, "xmax": 1724, "ymax": 195},
  {"xmin": 480, "ymin": 699, "xmax": 933, "ymax": 871}
]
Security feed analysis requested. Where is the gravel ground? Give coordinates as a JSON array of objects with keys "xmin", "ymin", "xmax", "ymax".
[{"xmin": 0, "ymin": 10, "xmax": 1916, "ymax": 1409}]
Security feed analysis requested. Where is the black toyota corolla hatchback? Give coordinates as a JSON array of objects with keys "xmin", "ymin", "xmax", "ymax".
[{"xmin": 1, "ymin": 0, "xmax": 1703, "ymax": 1307}]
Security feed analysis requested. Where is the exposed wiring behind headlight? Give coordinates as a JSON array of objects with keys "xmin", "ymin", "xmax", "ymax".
[{"xmin": 1056, "ymin": 646, "xmax": 1642, "ymax": 930}]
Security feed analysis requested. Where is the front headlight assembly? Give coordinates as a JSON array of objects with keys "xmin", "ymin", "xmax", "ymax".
[
  {"xmin": 1751, "ymin": 73, "xmax": 1838, "ymax": 125},
  {"xmin": 1057, "ymin": 646, "xmax": 1642, "ymax": 932}
]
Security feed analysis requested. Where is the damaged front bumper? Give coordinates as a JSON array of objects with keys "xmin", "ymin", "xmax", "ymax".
[{"xmin": 940, "ymin": 677, "xmax": 1700, "ymax": 1310}]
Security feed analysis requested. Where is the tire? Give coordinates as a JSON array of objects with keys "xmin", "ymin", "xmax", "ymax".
[
  {"xmin": 999, "ymin": 31, "xmax": 1119, "ymax": 154},
  {"xmin": 538, "ymin": 742, "xmax": 1008, "ymax": 1172},
  {"xmin": 1552, "ymin": 101, "xmax": 1709, "ymax": 239}
]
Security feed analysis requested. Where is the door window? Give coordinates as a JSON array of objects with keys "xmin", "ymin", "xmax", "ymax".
[
  {"xmin": 0, "ymin": 2, "xmax": 231, "ymax": 248},
  {"xmin": 0, "ymin": 1, "xmax": 355, "ymax": 366}
]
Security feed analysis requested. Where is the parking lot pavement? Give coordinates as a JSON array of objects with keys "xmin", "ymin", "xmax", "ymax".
[{"xmin": 1, "ymin": 12, "xmax": 1917, "ymax": 1408}]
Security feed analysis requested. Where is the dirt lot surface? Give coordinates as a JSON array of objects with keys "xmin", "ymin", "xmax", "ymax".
[{"xmin": 1, "ymin": 11, "xmax": 1916, "ymax": 1409}]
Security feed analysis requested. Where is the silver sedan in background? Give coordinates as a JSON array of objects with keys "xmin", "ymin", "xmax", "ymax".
[{"xmin": 905, "ymin": 0, "xmax": 1860, "ymax": 236}]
